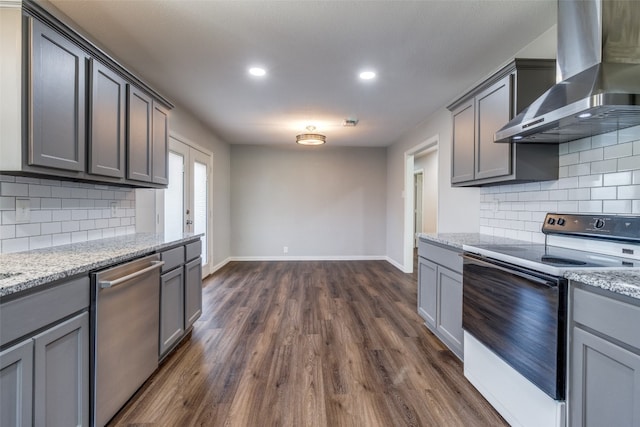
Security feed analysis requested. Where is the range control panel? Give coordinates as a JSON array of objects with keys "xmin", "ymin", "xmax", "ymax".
[{"xmin": 542, "ymin": 213, "xmax": 640, "ymax": 243}]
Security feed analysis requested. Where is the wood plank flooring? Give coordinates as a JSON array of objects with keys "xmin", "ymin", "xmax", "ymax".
[{"xmin": 108, "ymin": 260, "xmax": 507, "ymax": 426}]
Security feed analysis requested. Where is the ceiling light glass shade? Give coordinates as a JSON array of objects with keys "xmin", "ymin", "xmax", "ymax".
[
  {"xmin": 359, "ymin": 71, "xmax": 376, "ymax": 80},
  {"xmin": 248, "ymin": 67, "xmax": 266, "ymax": 76},
  {"xmin": 296, "ymin": 133, "xmax": 326, "ymax": 145}
]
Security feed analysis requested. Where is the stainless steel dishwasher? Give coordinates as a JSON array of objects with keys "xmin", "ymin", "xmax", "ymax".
[{"xmin": 91, "ymin": 254, "xmax": 164, "ymax": 427}]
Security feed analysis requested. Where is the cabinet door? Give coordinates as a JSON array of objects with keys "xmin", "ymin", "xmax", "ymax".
[
  {"xmin": 436, "ymin": 267, "xmax": 464, "ymax": 359},
  {"xmin": 570, "ymin": 327, "xmax": 640, "ymax": 427},
  {"xmin": 160, "ymin": 267, "xmax": 185, "ymax": 356},
  {"xmin": 33, "ymin": 312, "xmax": 89, "ymax": 427},
  {"xmin": 152, "ymin": 102, "xmax": 169, "ymax": 185},
  {"xmin": 475, "ymin": 75, "xmax": 512, "ymax": 180},
  {"xmin": 451, "ymin": 99, "xmax": 475, "ymax": 184},
  {"xmin": 89, "ymin": 59, "xmax": 126, "ymax": 178},
  {"xmin": 127, "ymin": 85, "xmax": 153, "ymax": 182},
  {"xmin": 184, "ymin": 257, "xmax": 203, "ymax": 329},
  {"xmin": 29, "ymin": 18, "xmax": 87, "ymax": 172},
  {"xmin": 0, "ymin": 340, "xmax": 33, "ymax": 427},
  {"xmin": 418, "ymin": 257, "xmax": 437, "ymax": 328}
]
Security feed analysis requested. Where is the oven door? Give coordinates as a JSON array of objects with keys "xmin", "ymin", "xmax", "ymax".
[{"xmin": 462, "ymin": 253, "xmax": 567, "ymax": 400}]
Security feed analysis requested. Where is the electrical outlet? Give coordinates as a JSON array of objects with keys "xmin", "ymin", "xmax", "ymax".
[
  {"xmin": 283, "ymin": 246, "xmax": 288, "ymax": 254},
  {"xmin": 15, "ymin": 198, "xmax": 31, "ymax": 223},
  {"xmin": 111, "ymin": 202, "xmax": 118, "ymax": 217}
]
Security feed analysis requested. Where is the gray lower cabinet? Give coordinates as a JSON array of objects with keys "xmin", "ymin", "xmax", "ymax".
[
  {"xmin": 160, "ymin": 267, "xmax": 185, "ymax": 356},
  {"xmin": 185, "ymin": 257, "xmax": 203, "ymax": 329},
  {"xmin": 569, "ymin": 283, "xmax": 640, "ymax": 427},
  {"xmin": 417, "ymin": 239, "xmax": 464, "ymax": 359},
  {"xmin": 0, "ymin": 340, "xmax": 33, "ymax": 427},
  {"xmin": 33, "ymin": 312, "xmax": 89, "ymax": 427},
  {"xmin": 0, "ymin": 276, "xmax": 90, "ymax": 427},
  {"xmin": 89, "ymin": 59, "xmax": 126, "ymax": 178},
  {"xmin": 29, "ymin": 17, "xmax": 87, "ymax": 172},
  {"xmin": 448, "ymin": 58, "xmax": 558, "ymax": 186}
]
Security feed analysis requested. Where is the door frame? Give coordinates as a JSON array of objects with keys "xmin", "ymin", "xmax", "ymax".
[
  {"xmin": 403, "ymin": 134, "xmax": 439, "ymax": 273},
  {"xmin": 414, "ymin": 169, "xmax": 424, "ymax": 248},
  {"xmin": 165, "ymin": 132, "xmax": 214, "ymax": 277}
]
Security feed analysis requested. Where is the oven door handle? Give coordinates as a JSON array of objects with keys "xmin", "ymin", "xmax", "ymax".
[{"xmin": 462, "ymin": 254, "xmax": 557, "ymax": 288}]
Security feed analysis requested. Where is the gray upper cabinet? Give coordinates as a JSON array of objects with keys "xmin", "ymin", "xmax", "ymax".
[
  {"xmin": 127, "ymin": 85, "xmax": 153, "ymax": 183},
  {"xmin": 152, "ymin": 102, "xmax": 169, "ymax": 185},
  {"xmin": 448, "ymin": 59, "xmax": 558, "ymax": 187},
  {"xmin": 29, "ymin": 18, "xmax": 87, "ymax": 172},
  {"xmin": 569, "ymin": 283, "xmax": 640, "ymax": 427},
  {"xmin": 451, "ymin": 100, "xmax": 475, "ymax": 184},
  {"xmin": 1, "ymin": 4, "xmax": 172, "ymax": 188},
  {"xmin": 89, "ymin": 59, "xmax": 126, "ymax": 178}
]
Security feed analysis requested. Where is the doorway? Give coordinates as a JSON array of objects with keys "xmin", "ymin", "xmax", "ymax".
[
  {"xmin": 164, "ymin": 136, "xmax": 213, "ymax": 277},
  {"xmin": 403, "ymin": 135, "xmax": 439, "ymax": 273}
]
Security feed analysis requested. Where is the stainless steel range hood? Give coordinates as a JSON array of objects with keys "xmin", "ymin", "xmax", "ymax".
[{"xmin": 495, "ymin": 0, "xmax": 640, "ymax": 144}]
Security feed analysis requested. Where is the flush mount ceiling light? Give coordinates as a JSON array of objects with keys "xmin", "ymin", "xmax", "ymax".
[
  {"xmin": 359, "ymin": 70, "xmax": 376, "ymax": 80},
  {"xmin": 248, "ymin": 67, "xmax": 266, "ymax": 77},
  {"xmin": 296, "ymin": 126, "xmax": 326, "ymax": 146}
]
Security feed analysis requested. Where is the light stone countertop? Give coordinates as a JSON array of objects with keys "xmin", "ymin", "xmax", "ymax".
[
  {"xmin": 0, "ymin": 233, "xmax": 201, "ymax": 298},
  {"xmin": 418, "ymin": 232, "xmax": 640, "ymax": 301},
  {"xmin": 418, "ymin": 232, "xmax": 530, "ymax": 250}
]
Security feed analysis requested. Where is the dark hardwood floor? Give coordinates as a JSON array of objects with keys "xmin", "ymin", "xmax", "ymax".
[{"xmin": 109, "ymin": 260, "xmax": 507, "ymax": 426}]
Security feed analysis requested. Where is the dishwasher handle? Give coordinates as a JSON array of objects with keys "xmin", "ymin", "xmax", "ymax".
[{"xmin": 99, "ymin": 261, "xmax": 165, "ymax": 289}]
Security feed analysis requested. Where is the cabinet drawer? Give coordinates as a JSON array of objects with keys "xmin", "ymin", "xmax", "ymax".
[
  {"xmin": 185, "ymin": 240, "xmax": 202, "ymax": 262},
  {"xmin": 160, "ymin": 246, "xmax": 184, "ymax": 273},
  {"xmin": 418, "ymin": 240, "xmax": 462, "ymax": 273},
  {"xmin": 573, "ymin": 284, "xmax": 640, "ymax": 350},
  {"xmin": 0, "ymin": 276, "xmax": 89, "ymax": 347}
]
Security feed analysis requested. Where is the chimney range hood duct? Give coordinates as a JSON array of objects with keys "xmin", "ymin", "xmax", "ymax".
[{"xmin": 495, "ymin": 0, "xmax": 640, "ymax": 144}]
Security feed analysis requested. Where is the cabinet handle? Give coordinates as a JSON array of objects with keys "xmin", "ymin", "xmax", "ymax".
[{"xmin": 99, "ymin": 261, "xmax": 164, "ymax": 289}]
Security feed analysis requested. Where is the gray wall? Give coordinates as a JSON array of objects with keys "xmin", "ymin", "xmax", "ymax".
[{"xmin": 230, "ymin": 145, "xmax": 386, "ymax": 258}]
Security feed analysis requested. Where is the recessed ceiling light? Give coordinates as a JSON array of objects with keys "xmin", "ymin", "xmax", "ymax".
[
  {"xmin": 359, "ymin": 70, "xmax": 376, "ymax": 80},
  {"xmin": 248, "ymin": 67, "xmax": 266, "ymax": 77}
]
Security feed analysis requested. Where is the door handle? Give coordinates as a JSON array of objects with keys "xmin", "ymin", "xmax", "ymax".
[
  {"xmin": 186, "ymin": 220, "xmax": 193, "ymax": 225},
  {"xmin": 99, "ymin": 261, "xmax": 165, "ymax": 289}
]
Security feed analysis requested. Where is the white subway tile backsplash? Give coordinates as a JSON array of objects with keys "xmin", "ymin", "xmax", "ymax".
[
  {"xmin": 590, "ymin": 186, "xmax": 617, "ymax": 200},
  {"xmin": 1, "ymin": 182, "xmax": 28, "ymax": 197},
  {"xmin": 603, "ymin": 200, "xmax": 632, "ymax": 214},
  {"xmin": 618, "ymin": 185, "xmax": 640, "ymax": 199},
  {"xmin": 603, "ymin": 171, "xmax": 632, "ymax": 186},
  {"xmin": 0, "ymin": 175, "xmax": 137, "ymax": 252},
  {"xmin": 604, "ymin": 142, "xmax": 633, "ymax": 159},
  {"xmin": 618, "ymin": 155, "xmax": 640, "ymax": 171},
  {"xmin": 479, "ymin": 127, "xmax": 640, "ymax": 242},
  {"xmin": 590, "ymin": 159, "xmax": 617, "ymax": 174},
  {"xmin": 578, "ymin": 200, "xmax": 602, "ymax": 212}
]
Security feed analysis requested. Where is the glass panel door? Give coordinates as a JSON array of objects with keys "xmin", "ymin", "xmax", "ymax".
[{"xmin": 165, "ymin": 137, "xmax": 212, "ymax": 276}]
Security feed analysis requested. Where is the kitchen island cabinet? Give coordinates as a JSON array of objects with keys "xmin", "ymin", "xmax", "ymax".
[
  {"xmin": 448, "ymin": 58, "xmax": 558, "ymax": 186},
  {"xmin": 569, "ymin": 282, "xmax": 640, "ymax": 427},
  {"xmin": 417, "ymin": 238, "xmax": 464, "ymax": 360}
]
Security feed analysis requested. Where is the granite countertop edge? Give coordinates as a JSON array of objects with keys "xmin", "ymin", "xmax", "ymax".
[
  {"xmin": 417, "ymin": 232, "xmax": 640, "ymax": 301},
  {"xmin": 0, "ymin": 233, "xmax": 202, "ymax": 298}
]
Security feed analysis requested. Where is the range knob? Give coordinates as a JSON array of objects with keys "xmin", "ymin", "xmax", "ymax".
[
  {"xmin": 594, "ymin": 218, "xmax": 605, "ymax": 229},
  {"xmin": 557, "ymin": 218, "xmax": 566, "ymax": 226},
  {"xmin": 547, "ymin": 217, "xmax": 556, "ymax": 225}
]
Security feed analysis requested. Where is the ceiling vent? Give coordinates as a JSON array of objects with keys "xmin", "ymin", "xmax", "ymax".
[{"xmin": 342, "ymin": 118, "xmax": 359, "ymax": 127}]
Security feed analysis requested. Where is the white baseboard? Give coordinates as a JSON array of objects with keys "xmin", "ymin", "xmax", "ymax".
[
  {"xmin": 384, "ymin": 256, "xmax": 410, "ymax": 273},
  {"xmin": 208, "ymin": 257, "xmax": 231, "ymax": 274},
  {"xmin": 229, "ymin": 255, "xmax": 388, "ymax": 262}
]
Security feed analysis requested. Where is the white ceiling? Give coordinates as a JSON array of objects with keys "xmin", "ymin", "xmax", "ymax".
[{"xmin": 47, "ymin": 0, "xmax": 556, "ymax": 147}]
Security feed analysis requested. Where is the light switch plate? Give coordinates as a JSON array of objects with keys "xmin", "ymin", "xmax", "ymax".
[{"xmin": 16, "ymin": 198, "xmax": 30, "ymax": 223}]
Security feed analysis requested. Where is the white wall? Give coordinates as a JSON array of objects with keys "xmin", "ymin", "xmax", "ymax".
[
  {"xmin": 414, "ymin": 150, "xmax": 438, "ymax": 233},
  {"xmin": 230, "ymin": 145, "xmax": 387, "ymax": 259}
]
